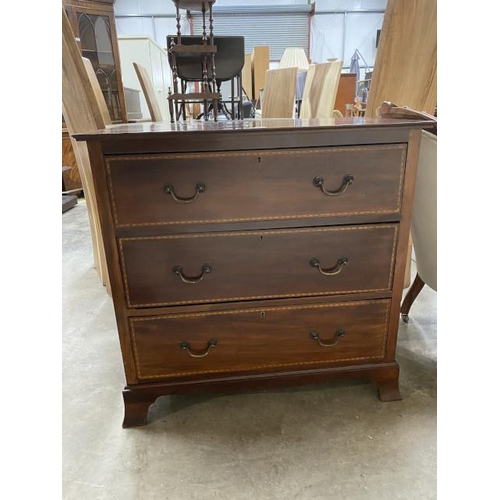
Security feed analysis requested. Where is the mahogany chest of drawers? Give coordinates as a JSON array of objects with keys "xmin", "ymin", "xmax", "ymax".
[{"xmin": 75, "ymin": 116, "xmax": 432, "ymax": 427}]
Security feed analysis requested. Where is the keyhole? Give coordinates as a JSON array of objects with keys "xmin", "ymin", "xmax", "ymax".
[
  {"xmin": 258, "ymin": 156, "xmax": 262, "ymax": 163},
  {"xmin": 261, "ymin": 311, "xmax": 266, "ymax": 318}
]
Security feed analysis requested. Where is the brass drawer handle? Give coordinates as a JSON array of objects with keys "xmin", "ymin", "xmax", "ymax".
[
  {"xmin": 173, "ymin": 263, "xmax": 212, "ymax": 284},
  {"xmin": 313, "ymin": 174, "xmax": 354, "ymax": 196},
  {"xmin": 310, "ymin": 329, "xmax": 346, "ymax": 347},
  {"xmin": 180, "ymin": 339, "xmax": 217, "ymax": 358},
  {"xmin": 309, "ymin": 256, "xmax": 348, "ymax": 276},
  {"xmin": 164, "ymin": 182, "xmax": 206, "ymax": 203}
]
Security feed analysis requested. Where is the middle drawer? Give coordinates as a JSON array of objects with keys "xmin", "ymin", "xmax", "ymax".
[{"xmin": 119, "ymin": 224, "xmax": 398, "ymax": 308}]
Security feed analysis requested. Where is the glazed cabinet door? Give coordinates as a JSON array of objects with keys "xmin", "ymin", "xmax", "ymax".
[{"xmin": 63, "ymin": 1, "xmax": 127, "ymax": 123}]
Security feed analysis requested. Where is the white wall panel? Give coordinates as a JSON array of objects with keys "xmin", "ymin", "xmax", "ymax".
[
  {"xmin": 115, "ymin": 0, "xmax": 176, "ymax": 15},
  {"xmin": 315, "ymin": 0, "xmax": 387, "ymax": 11},
  {"xmin": 115, "ymin": 0, "xmax": 141, "ymax": 15},
  {"xmin": 154, "ymin": 17, "xmax": 183, "ymax": 47},
  {"xmin": 142, "ymin": 0, "xmax": 176, "ymax": 14},
  {"xmin": 116, "ymin": 16, "xmax": 155, "ymax": 38},
  {"xmin": 216, "ymin": 0, "xmax": 308, "ymax": 5},
  {"xmin": 310, "ymin": 13, "xmax": 344, "ymax": 64},
  {"xmin": 344, "ymin": 12, "xmax": 384, "ymax": 69},
  {"xmin": 116, "ymin": 15, "xmax": 189, "ymax": 48},
  {"xmin": 118, "ymin": 36, "xmax": 172, "ymax": 120}
]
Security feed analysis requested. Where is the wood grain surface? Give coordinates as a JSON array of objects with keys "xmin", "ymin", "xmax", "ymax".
[
  {"xmin": 300, "ymin": 60, "xmax": 343, "ymax": 119},
  {"xmin": 119, "ymin": 225, "xmax": 398, "ymax": 308},
  {"xmin": 62, "ymin": 6, "xmax": 109, "ymax": 288},
  {"xmin": 82, "ymin": 57, "xmax": 112, "ymax": 126},
  {"xmin": 261, "ymin": 67, "xmax": 297, "ymax": 118},
  {"xmin": 251, "ymin": 46, "xmax": 269, "ymax": 103},
  {"xmin": 365, "ymin": 0, "xmax": 437, "ymax": 117},
  {"xmin": 133, "ymin": 62, "xmax": 163, "ymax": 122},
  {"xmin": 129, "ymin": 299, "xmax": 391, "ymax": 381},
  {"xmin": 62, "ymin": 127, "xmax": 82, "ymax": 191},
  {"xmin": 242, "ymin": 53, "xmax": 253, "ymax": 99},
  {"xmin": 106, "ymin": 144, "xmax": 407, "ymax": 228},
  {"xmin": 334, "ymin": 73, "xmax": 357, "ymax": 115}
]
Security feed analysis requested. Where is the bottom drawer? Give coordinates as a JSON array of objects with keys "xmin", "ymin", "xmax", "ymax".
[{"xmin": 130, "ymin": 299, "xmax": 391, "ymax": 381}]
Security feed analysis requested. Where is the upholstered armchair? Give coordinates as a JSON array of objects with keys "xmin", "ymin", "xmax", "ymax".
[{"xmin": 401, "ymin": 129, "xmax": 437, "ymax": 321}]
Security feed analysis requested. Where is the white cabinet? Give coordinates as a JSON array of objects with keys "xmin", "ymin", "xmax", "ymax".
[{"xmin": 117, "ymin": 35, "xmax": 171, "ymax": 121}]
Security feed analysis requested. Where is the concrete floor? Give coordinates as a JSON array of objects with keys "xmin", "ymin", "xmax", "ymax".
[{"xmin": 62, "ymin": 199, "xmax": 437, "ymax": 500}]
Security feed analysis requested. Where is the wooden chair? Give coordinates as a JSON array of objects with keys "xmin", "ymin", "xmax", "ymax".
[
  {"xmin": 260, "ymin": 67, "xmax": 297, "ymax": 119},
  {"xmin": 82, "ymin": 57, "xmax": 112, "ymax": 126},
  {"xmin": 133, "ymin": 62, "xmax": 163, "ymax": 122},
  {"xmin": 86, "ymin": 57, "xmax": 158, "ymax": 125},
  {"xmin": 62, "ymin": 6, "xmax": 110, "ymax": 290},
  {"xmin": 299, "ymin": 60, "xmax": 343, "ymax": 119}
]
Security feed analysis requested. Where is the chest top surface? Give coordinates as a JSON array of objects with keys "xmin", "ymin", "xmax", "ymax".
[
  {"xmin": 73, "ymin": 117, "xmax": 435, "ymax": 157},
  {"xmin": 74, "ymin": 117, "xmax": 435, "ymax": 141}
]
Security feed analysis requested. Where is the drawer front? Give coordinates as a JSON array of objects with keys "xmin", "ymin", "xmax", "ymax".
[
  {"xmin": 120, "ymin": 225, "xmax": 398, "ymax": 308},
  {"xmin": 107, "ymin": 145, "xmax": 407, "ymax": 228},
  {"xmin": 130, "ymin": 299, "xmax": 391, "ymax": 381}
]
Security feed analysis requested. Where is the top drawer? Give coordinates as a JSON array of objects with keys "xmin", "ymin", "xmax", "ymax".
[{"xmin": 106, "ymin": 145, "xmax": 407, "ymax": 228}]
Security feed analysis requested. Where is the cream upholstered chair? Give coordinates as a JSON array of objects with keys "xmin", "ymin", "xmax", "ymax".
[
  {"xmin": 258, "ymin": 67, "xmax": 297, "ymax": 119},
  {"xmin": 299, "ymin": 60, "xmax": 343, "ymax": 119},
  {"xmin": 401, "ymin": 130, "xmax": 437, "ymax": 321},
  {"xmin": 133, "ymin": 62, "xmax": 163, "ymax": 122}
]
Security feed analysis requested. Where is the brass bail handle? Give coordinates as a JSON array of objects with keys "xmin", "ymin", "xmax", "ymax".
[
  {"xmin": 313, "ymin": 174, "xmax": 354, "ymax": 196},
  {"xmin": 164, "ymin": 182, "xmax": 206, "ymax": 204},
  {"xmin": 173, "ymin": 263, "xmax": 212, "ymax": 284},
  {"xmin": 310, "ymin": 329, "xmax": 346, "ymax": 347},
  {"xmin": 180, "ymin": 339, "xmax": 217, "ymax": 358},
  {"xmin": 309, "ymin": 256, "xmax": 348, "ymax": 276}
]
